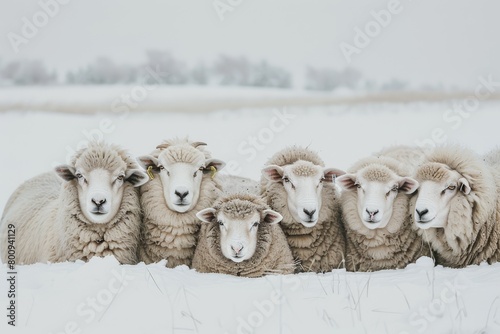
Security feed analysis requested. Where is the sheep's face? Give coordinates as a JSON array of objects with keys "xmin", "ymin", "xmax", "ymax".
[
  {"xmin": 139, "ymin": 153, "xmax": 225, "ymax": 213},
  {"xmin": 413, "ymin": 165, "xmax": 471, "ymax": 230},
  {"xmin": 55, "ymin": 165, "xmax": 149, "ymax": 224},
  {"xmin": 262, "ymin": 161, "xmax": 345, "ymax": 227},
  {"xmin": 337, "ymin": 168, "xmax": 419, "ymax": 230},
  {"xmin": 197, "ymin": 207, "xmax": 282, "ymax": 262}
]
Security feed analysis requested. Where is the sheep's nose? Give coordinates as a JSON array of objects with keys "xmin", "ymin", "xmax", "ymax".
[
  {"xmin": 231, "ymin": 244, "xmax": 244, "ymax": 254},
  {"xmin": 416, "ymin": 208, "xmax": 429, "ymax": 219},
  {"xmin": 366, "ymin": 209, "xmax": 379, "ymax": 219},
  {"xmin": 92, "ymin": 197, "xmax": 106, "ymax": 207},
  {"xmin": 303, "ymin": 209, "xmax": 316, "ymax": 218},
  {"xmin": 175, "ymin": 189, "xmax": 189, "ymax": 200}
]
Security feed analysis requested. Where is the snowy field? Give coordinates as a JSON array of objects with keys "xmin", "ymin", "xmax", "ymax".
[{"xmin": 1, "ymin": 86, "xmax": 500, "ymax": 333}]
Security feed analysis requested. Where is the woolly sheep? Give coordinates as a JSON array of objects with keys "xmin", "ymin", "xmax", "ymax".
[
  {"xmin": 0, "ymin": 141, "xmax": 149, "ymax": 265},
  {"xmin": 192, "ymin": 193, "xmax": 295, "ymax": 277},
  {"xmin": 137, "ymin": 138, "xmax": 226, "ymax": 268},
  {"xmin": 261, "ymin": 146, "xmax": 346, "ymax": 273},
  {"xmin": 218, "ymin": 174, "xmax": 260, "ymax": 196},
  {"xmin": 375, "ymin": 145, "xmax": 426, "ymax": 168},
  {"xmin": 337, "ymin": 150, "xmax": 429, "ymax": 272},
  {"xmin": 484, "ymin": 147, "xmax": 500, "ymax": 168},
  {"xmin": 411, "ymin": 145, "xmax": 500, "ymax": 267}
]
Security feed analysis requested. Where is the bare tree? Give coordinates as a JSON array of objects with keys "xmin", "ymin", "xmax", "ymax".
[
  {"xmin": 66, "ymin": 57, "xmax": 138, "ymax": 84},
  {"xmin": 1, "ymin": 60, "xmax": 57, "ymax": 85},
  {"xmin": 305, "ymin": 66, "xmax": 361, "ymax": 91},
  {"xmin": 144, "ymin": 50, "xmax": 186, "ymax": 84}
]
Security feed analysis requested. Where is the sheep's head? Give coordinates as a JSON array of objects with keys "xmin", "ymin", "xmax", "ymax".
[
  {"xmin": 196, "ymin": 195, "xmax": 282, "ymax": 262},
  {"xmin": 413, "ymin": 162, "xmax": 471, "ymax": 229},
  {"xmin": 337, "ymin": 164, "xmax": 419, "ymax": 230},
  {"xmin": 55, "ymin": 142, "xmax": 149, "ymax": 224},
  {"xmin": 139, "ymin": 141, "xmax": 225, "ymax": 213},
  {"xmin": 262, "ymin": 160, "xmax": 344, "ymax": 227}
]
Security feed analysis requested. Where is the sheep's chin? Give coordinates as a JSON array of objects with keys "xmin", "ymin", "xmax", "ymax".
[
  {"xmin": 299, "ymin": 220, "xmax": 318, "ymax": 228},
  {"xmin": 362, "ymin": 219, "xmax": 389, "ymax": 230},
  {"xmin": 170, "ymin": 203, "xmax": 192, "ymax": 213},
  {"xmin": 86, "ymin": 212, "xmax": 112, "ymax": 224},
  {"xmin": 415, "ymin": 217, "xmax": 446, "ymax": 230},
  {"xmin": 229, "ymin": 256, "xmax": 246, "ymax": 263}
]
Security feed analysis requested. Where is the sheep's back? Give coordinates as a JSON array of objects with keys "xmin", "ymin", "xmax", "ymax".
[{"xmin": 0, "ymin": 172, "xmax": 61, "ymax": 264}]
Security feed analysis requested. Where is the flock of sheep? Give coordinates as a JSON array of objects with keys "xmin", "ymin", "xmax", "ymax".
[{"xmin": 1, "ymin": 139, "xmax": 499, "ymax": 277}]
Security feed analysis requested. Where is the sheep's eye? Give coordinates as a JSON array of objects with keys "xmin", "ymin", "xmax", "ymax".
[
  {"xmin": 391, "ymin": 186, "xmax": 398, "ymax": 192},
  {"xmin": 447, "ymin": 185, "xmax": 456, "ymax": 191},
  {"xmin": 75, "ymin": 173, "xmax": 83, "ymax": 179},
  {"xmin": 117, "ymin": 174, "xmax": 125, "ymax": 181},
  {"xmin": 193, "ymin": 171, "xmax": 198, "ymax": 178},
  {"xmin": 218, "ymin": 220, "xmax": 224, "ymax": 226},
  {"xmin": 252, "ymin": 222, "xmax": 260, "ymax": 228},
  {"xmin": 283, "ymin": 177, "xmax": 290, "ymax": 183},
  {"xmin": 158, "ymin": 165, "xmax": 165, "ymax": 170},
  {"xmin": 355, "ymin": 183, "xmax": 361, "ymax": 189},
  {"xmin": 199, "ymin": 166, "xmax": 205, "ymax": 171}
]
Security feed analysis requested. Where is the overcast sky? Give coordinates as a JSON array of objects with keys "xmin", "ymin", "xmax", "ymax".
[{"xmin": 1, "ymin": 0, "xmax": 499, "ymax": 89}]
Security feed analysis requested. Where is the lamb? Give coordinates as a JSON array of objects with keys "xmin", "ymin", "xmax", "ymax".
[
  {"xmin": 261, "ymin": 146, "xmax": 346, "ymax": 273},
  {"xmin": 192, "ymin": 193, "xmax": 295, "ymax": 277},
  {"xmin": 410, "ymin": 145, "xmax": 500, "ymax": 268},
  {"xmin": 337, "ymin": 151, "xmax": 430, "ymax": 272},
  {"xmin": 137, "ymin": 138, "xmax": 226, "ymax": 268},
  {"xmin": 0, "ymin": 141, "xmax": 149, "ymax": 265}
]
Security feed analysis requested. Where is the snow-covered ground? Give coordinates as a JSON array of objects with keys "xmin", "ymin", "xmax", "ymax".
[
  {"xmin": 2, "ymin": 256, "xmax": 500, "ymax": 334},
  {"xmin": 1, "ymin": 86, "xmax": 500, "ymax": 333}
]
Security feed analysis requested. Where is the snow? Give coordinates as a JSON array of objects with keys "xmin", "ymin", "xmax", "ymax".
[
  {"xmin": 2, "ymin": 256, "xmax": 500, "ymax": 333},
  {"xmin": 1, "ymin": 86, "xmax": 500, "ymax": 333}
]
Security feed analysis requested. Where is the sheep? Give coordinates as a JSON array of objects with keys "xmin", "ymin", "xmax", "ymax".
[
  {"xmin": 137, "ymin": 138, "xmax": 226, "ymax": 268},
  {"xmin": 410, "ymin": 145, "xmax": 500, "ymax": 268},
  {"xmin": 192, "ymin": 193, "xmax": 295, "ymax": 277},
  {"xmin": 336, "ymin": 151, "xmax": 430, "ymax": 272},
  {"xmin": 375, "ymin": 145, "xmax": 426, "ymax": 168},
  {"xmin": 484, "ymin": 147, "xmax": 500, "ymax": 168},
  {"xmin": 218, "ymin": 174, "xmax": 260, "ymax": 196},
  {"xmin": 260, "ymin": 146, "xmax": 346, "ymax": 273},
  {"xmin": 0, "ymin": 141, "xmax": 149, "ymax": 265}
]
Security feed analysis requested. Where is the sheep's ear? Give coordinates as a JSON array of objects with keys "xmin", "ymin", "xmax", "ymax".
[
  {"xmin": 262, "ymin": 165, "xmax": 284, "ymax": 182},
  {"xmin": 323, "ymin": 167, "xmax": 346, "ymax": 183},
  {"xmin": 55, "ymin": 165, "xmax": 76, "ymax": 181},
  {"xmin": 137, "ymin": 155, "xmax": 160, "ymax": 174},
  {"xmin": 398, "ymin": 177, "xmax": 419, "ymax": 194},
  {"xmin": 125, "ymin": 169, "xmax": 149, "ymax": 187},
  {"xmin": 204, "ymin": 159, "xmax": 226, "ymax": 174},
  {"xmin": 263, "ymin": 209, "xmax": 283, "ymax": 225},
  {"xmin": 458, "ymin": 177, "xmax": 471, "ymax": 195},
  {"xmin": 196, "ymin": 208, "xmax": 217, "ymax": 223},
  {"xmin": 336, "ymin": 174, "xmax": 357, "ymax": 191}
]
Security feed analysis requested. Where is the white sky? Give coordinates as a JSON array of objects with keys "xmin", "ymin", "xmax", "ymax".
[{"xmin": 0, "ymin": 0, "xmax": 499, "ymax": 88}]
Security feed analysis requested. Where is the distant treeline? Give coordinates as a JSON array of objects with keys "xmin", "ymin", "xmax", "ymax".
[{"xmin": 0, "ymin": 50, "xmax": 409, "ymax": 91}]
